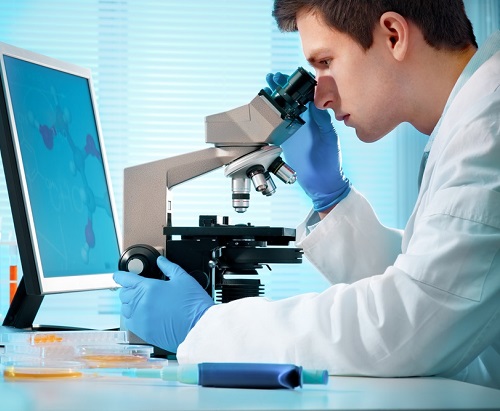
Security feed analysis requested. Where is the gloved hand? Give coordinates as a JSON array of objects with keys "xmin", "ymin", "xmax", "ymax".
[
  {"xmin": 113, "ymin": 256, "xmax": 214, "ymax": 353},
  {"xmin": 266, "ymin": 72, "xmax": 351, "ymax": 211}
]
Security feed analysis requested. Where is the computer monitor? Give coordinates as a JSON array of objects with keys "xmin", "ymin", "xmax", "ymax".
[{"xmin": 0, "ymin": 42, "xmax": 121, "ymax": 329}]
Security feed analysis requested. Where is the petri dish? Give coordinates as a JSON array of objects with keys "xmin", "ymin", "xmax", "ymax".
[
  {"xmin": 3, "ymin": 360, "xmax": 85, "ymax": 380},
  {"xmin": 77, "ymin": 345, "xmax": 154, "ymax": 368}
]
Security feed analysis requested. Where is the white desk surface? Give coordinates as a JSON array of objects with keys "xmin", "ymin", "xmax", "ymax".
[{"xmin": 1, "ymin": 372, "xmax": 500, "ymax": 411}]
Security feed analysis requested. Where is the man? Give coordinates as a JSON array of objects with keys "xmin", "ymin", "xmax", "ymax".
[{"xmin": 114, "ymin": 0, "xmax": 500, "ymax": 388}]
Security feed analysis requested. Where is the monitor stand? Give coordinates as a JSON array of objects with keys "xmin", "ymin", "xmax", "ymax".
[{"xmin": 3, "ymin": 277, "xmax": 42, "ymax": 329}]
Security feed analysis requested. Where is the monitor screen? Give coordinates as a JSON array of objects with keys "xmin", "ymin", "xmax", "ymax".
[{"xmin": 0, "ymin": 42, "xmax": 120, "ymax": 327}]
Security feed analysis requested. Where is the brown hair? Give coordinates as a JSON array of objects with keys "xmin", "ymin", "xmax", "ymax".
[{"xmin": 273, "ymin": 0, "xmax": 477, "ymax": 50}]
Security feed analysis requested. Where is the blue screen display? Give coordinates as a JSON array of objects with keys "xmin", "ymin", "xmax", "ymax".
[{"xmin": 3, "ymin": 55, "xmax": 120, "ymax": 278}]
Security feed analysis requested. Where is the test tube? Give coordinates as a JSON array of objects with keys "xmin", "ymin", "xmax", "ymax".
[
  {"xmin": 9, "ymin": 264, "xmax": 17, "ymax": 303},
  {"xmin": 8, "ymin": 238, "xmax": 18, "ymax": 303}
]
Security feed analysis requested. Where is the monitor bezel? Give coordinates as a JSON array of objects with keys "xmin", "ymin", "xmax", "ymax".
[{"xmin": 0, "ymin": 41, "xmax": 121, "ymax": 297}]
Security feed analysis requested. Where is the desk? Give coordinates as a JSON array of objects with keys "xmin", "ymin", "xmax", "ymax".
[{"xmin": 1, "ymin": 373, "xmax": 500, "ymax": 411}]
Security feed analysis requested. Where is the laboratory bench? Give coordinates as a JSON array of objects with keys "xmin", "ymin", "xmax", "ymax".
[
  {"xmin": 1, "ymin": 372, "xmax": 500, "ymax": 411},
  {"xmin": 1, "ymin": 327, "xmax": 499, "ymax": 411}
]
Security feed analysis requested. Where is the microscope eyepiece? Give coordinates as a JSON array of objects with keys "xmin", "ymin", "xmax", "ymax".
[{"xmin": 261, "ymin": 67, "xmax": 316, "ymax": 120}]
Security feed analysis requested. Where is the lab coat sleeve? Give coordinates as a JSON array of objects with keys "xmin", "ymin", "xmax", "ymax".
[{"xmin": 294, "ymin": 188, "xmax": 403, "ymax": 285}]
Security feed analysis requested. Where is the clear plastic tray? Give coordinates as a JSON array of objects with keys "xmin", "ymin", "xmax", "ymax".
[
  {"xmin": 0, "ymin": 330, "xmax": 128, "ymax": 346},
  {"xmin": 3, "ymin": 344, "xmax": 78, "ymax": 358}
]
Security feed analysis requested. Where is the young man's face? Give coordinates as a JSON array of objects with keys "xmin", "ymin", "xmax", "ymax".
[{"xmin": 297, "ymin": 9, "xmax": 404, "ymax": 142}]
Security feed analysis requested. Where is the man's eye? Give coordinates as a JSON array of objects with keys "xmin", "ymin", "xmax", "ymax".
[{"xmin": 319, "ymin": 59, "xmax": 331, "ymax": 67}]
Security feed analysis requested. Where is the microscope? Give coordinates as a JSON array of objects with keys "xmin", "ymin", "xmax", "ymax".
[{"xmin": 119, "ymin": 67, "xmax": 316, "ymax": 303}]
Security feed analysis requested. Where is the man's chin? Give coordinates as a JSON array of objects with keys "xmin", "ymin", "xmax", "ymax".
[{"xmin": 355, "ymin": 130, "xmax": 382, "ymax": 143}]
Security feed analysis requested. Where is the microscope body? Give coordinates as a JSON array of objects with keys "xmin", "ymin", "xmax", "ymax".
[{"xmin": 121, "ymin": 67, "xmax": 315, "ymax": 302}]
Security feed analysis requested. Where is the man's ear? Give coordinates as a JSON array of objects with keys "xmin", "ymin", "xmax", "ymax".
[{"xmin": 379, "ymin": 12, "xmax": 409, "ymax": 61}]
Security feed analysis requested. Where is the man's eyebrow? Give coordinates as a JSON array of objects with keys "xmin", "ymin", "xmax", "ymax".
[
  {"xmin": 306, "ymin": 48, "xmax": 331, "ymax": 64},
  {"xmin": 306, "ymin": 55, "xmax": 320, "ymax": 66}
]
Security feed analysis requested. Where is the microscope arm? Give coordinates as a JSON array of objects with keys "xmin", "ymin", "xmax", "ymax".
[
  {"xmin": 123, "ymin": 68, "xmax": 317, "ymax": 251},
  {"xmin": 123, "ymin": 145, "xmax": 260, "ymax": 250}
]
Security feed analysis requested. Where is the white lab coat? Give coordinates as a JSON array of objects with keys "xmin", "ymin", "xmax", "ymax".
[{"xmin": 177, "ymin": 35, "xmax": 500, "ymax": 388}]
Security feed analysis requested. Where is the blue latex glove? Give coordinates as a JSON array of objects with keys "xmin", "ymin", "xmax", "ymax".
[
  {"xmin": 266, "ymin": 72, "xmax": 351, "ymax": 211},
  {"xmin": 113, "ymin": 256, "xmax": 214, "ymax": 353}
]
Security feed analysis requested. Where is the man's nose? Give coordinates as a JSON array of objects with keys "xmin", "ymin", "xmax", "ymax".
[{"xmin": 314, "ymin": 76, "xmax": 335, "ymax": 109}]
